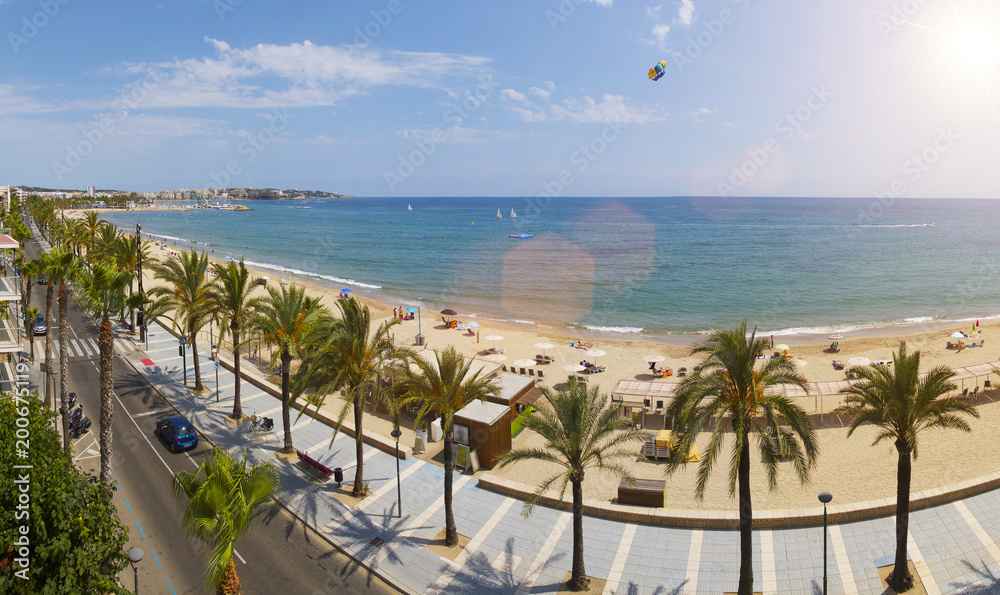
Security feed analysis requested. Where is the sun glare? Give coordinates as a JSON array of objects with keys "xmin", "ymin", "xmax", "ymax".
[{"xmin": 950, "ymin": 23, "xmax": 1000, "ymax": 69}]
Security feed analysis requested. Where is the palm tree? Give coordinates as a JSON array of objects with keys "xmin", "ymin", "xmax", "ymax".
[
  {"xmin": 81, "ymin": 211, "xmax": 101, "ymax": 257},
  {"xmin": 495, "ymin": 378, "xmax": 646, "ymax": 590},
  {"xmin": 206, "ymin": 260, "xmax": 266, "ymax": 421},
  {"xmin": 76, "ymin": 261, "xmax": 132, "ymax": 486},
  {"xmin": 24, "ymin": 305, "xmax": 39, "ymax": 364},
  {"xmin": 149, "ymin": 249, "xmax": 213, "ymax": 391},
  {"xmin": 296, "ymin": 298, "xmax": 403, "ymax": 497},
  {"xmin": 19, "ymin": 258, "xmax": 41, "ymax": 312},
  {"xmin": 172, "ymin": 447, "xmax": 280, "ymax": 594},
  {"xmin": 250, "ymin": 284, "xmax": 324, "ymax": 454},
  {"xmin": 40, "ymin": 253, "xmax": 56, "ymax": 409},
  {"xmin": 839, "ymin": 342, "xmax": 977, "ymax": 592},
  {"xmin": 665, "ymin": 322, "xmax": 819, "ymax": 595},
  {"xmin": 45, "ymin": 248, "xmax": 78, "ymax": 453},
  {"xmin": 397, "ymin": 346, "xmax": 498, "ymax": 546}
]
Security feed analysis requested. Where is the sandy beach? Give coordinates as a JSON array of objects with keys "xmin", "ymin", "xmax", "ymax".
[{"xmin": 84, "ymin": 210, "xmax": 1000, "ymax": 513}]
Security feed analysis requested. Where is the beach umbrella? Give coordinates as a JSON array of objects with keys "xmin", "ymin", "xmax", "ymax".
[
  {"xmin": 341, "ymin": 288, "xmax": 352, "ymax": 293},
  {"xmin": 468, "ymin": 321, "xmax": 480, "ymax": 328},
  {"xmin": 259, "ymin": 276, "xmax": 269, "ymax": 282},
  {"xmin": 827, "ymin": 334, "xmax": 844, "ymax": 340},
  {"xmin": 773, "ymin": 343, "xmax": 789, "ymax": 352},
  {"xmin": 484, "ymin": 335, "xmax": 503, "ymax": 350},
  {"xmin": 643, "ymin": 355, "xmax": 665, "ymax": 363},
  {"xmin": 848, "ymin": 357, "xmax": 871, "ymax": 367},
  {"xmin": 794, "ymin": 359, "xmax": 808, "ymax": 368},
  {"xmin": 563, "ymin": 363, "xmax": 586, "ymax": 372},
  {"xmin": 440, "ymin": 308, "xmax": 458, "ymax": 316},
  {"xmin": 585, "ymin": 348, "xmax": 606, "ymax": 363},
  {"xmin": 949, "ymin": 331, "xmax": 966, "ymax": 338},
  {"xmin": 513, "ymin": 358, "xmax": 537, "ymax": 367},
  {"xmin": 968, "ymin": 332, "xmax": 982, "ymax": 339},
  {"xmin": 484, "ymin": 353, "xmax": 507, "ymax": 362},
  {"xmin": 405, "ymin": 307, "xmax": 417, "ymax": 313},
  {"xmin": 534, "ymin": 342, "xmax": 555, "ymax": 355}
]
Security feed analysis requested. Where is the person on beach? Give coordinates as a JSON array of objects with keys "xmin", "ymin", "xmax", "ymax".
[{"xmin": 770, "ymin": 335, "xmax": 775, "ymax": 349}]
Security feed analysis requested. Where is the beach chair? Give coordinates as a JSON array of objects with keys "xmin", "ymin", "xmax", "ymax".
[
  {"xmin": 575, "ymin": 374, "xmax": 589, "ymax": 384},
  {"xmin": 535, "ymin": 354, "xmax": 545, "ymax": 363},
  {"xmin": 501, "ymin": 365, "xmax": 508, "ymax": 373},
  {"xmin": 962, "ymin": 388, "xmax": 969, "ymax": 396},
  {"xmin": 536, "ymin": 370, "xmax": 545, "ymax": 382},
  {"xmin": 986, "ymin": 380, "xmax": 992, "ymax": 389},
  {"xmin": 519, "ymin": 367, "xmax": 527, "ymax": 376},
  {"xmin": 678, "ymin": 367, "xmax": 687, "ymax": 377},
  {"xmin": 527, "ymin": 369, "xmax": 535, "ymax": 378}
]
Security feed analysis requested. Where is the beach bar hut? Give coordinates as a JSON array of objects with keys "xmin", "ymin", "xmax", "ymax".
[
  {"xmin": 487, "ymin": 373, "xmax": 541, "ymax": 414},
  {"xmin": 453, "ymin": 400, "xmax": 513, "ymax": 470}
]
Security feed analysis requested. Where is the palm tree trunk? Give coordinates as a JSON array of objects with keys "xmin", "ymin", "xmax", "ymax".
[
  {"xmin": 44, "ymin": 284, "xmax": 54, "ymax": 409},
  {"xmin": 443, "ymin": 426, "xmax": 456, "ymax": 546},
  {"xmin": 351, "ymin": 387, "xmax": 365, "ymax": 498},
  {"xmin": 191, "ymin": 331, "xmax": 204, "ymax": 391},
  {"xmin": 58, "ymin": 282, "xmax": 70, "ymax": 457},
  {"xmin": 568, "ymin": 475, "xmax": 589, "ymax": 591},
  {"xmin": 216, "ymin": 558, "xmax": 241, "ymax": 595},
  {"xmin": 888, "ymin": 443, "xmax": 915, "ymax": 592},
  {"xmin": 737, "ymin": 426, "xmax": 754, "ymax": 595},
  {"xmin": 231, "ymin": 326, "xmax": 242, "ymax": 420},
  {"xmin": 280, "ymin": 352, "xmax": 293, "ymax": 454},
  {"xmin": 99, "ymin": 314, "xmax": 114, "ymax": 486}
]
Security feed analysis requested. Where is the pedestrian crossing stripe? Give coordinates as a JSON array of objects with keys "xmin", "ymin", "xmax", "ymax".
[{"xmin": 43, "ymin": 337, "xmax": 137, "ymax": 358}]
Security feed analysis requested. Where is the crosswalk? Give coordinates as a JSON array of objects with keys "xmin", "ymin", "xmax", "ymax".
[{"xmin": 32, "ymin": 336, "xmax": 139, "ymax": 358}]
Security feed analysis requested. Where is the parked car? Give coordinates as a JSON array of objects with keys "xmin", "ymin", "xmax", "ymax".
[
  {"xmin": 32, "ymin": 314, "xmax": 46, "ymax": 336},
  {"xmin": 37, "ymin": 274, "xmax": 47, "ymax": 285},
  {"xmin": 154, "ymin": 415, "xmax": 198, "ymax": 452}
]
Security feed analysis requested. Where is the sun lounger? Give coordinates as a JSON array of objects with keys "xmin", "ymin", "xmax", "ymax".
[
  {"xmin": 536, "ymin": 370, "xmax": 545, "ymax": 382},
  {"xmin": 519, "ymin": 367, "xmax": 527, "ymax": 376},
  {"xmin": 528, "ymin": 369, "xmax": 535, "ymax": 378},
  {"xmin": 677, "ymin": 367, "xmax": 687, "ymax": 377},
  {"xmin": 575, "ymin": 374, "xmax": 589, "ymax": 384}
]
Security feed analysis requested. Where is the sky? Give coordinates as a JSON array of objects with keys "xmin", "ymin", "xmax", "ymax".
[{"xmin": 2, "ymin": 0, "xmax": 999, "ymax": 198}]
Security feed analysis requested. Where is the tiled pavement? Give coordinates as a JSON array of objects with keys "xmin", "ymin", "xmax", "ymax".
[{"xmin": 114, "ymin": 325, "xmax": 1000, "ymax": 594}]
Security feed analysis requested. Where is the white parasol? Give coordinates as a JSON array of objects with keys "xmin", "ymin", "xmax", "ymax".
[
  {"xmin": 513, "ymin": 359, "xmax": 538, "ymax": 367},
  {"xmin": 563, "ymin": 363, "xmax": 586, "ymax": 372},
  {"xmin": 848, "ymin": 357, "xmax": 871, "ymax": 367}
]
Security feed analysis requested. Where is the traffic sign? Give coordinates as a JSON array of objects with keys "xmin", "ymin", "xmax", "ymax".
[{"xmin": 179, "ymin": 336, "xmax": 187, "ymax": 345}]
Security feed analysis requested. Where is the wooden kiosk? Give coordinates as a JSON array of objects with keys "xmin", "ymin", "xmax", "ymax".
[{"xmin": 453, "ymin": 400, "xmax": 513, "ymax": 470}]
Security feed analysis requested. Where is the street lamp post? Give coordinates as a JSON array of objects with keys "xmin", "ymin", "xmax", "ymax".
[
  {"xmin": 212, "ymin": 345, "xmax": 219, "ymax": 403},
  {"xmin": 819, "ymin": 491, "xmax": 832, "ymax": 595},
  {"xmin": 135, "ymin": 223, "xmax": 144, "ymax": 343},
  {"xmin": 391, "ymin": 428, "xmax": 402, "ymax": 518},
  {"xmin": 127, "ymin": 547, "xmax": 143, "ymax": 594}
]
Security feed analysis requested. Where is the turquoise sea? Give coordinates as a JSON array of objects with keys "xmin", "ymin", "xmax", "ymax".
[{"xmin": 100, "ymin": 197, "xmax": 1000, "ymax": 340}]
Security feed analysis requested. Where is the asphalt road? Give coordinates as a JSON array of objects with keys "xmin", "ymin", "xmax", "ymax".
[{"xmin": 25, "ymin": 230, "xmax": 395, "ymax": 594}]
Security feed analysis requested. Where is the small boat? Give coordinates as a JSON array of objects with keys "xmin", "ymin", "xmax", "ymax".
[
  {"xmin": 510, "ymin": 208, "xmax": 517, "ymax": 218},
  {"xmin": 495, "ymin": 209, "xmax": 502, "ymax": 219},
  {"xmin": 924, "ymin": 222, "xmax": 934, "ymax": 226},
  {"xmin": 509, "ymin": 233, "xmax": 534, "ymax": 239},
  {"xmin": 408, "ymin": 204, "xmax": 412, "ymax": 211}
]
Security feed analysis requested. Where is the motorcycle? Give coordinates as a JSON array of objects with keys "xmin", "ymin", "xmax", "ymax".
[
  {"xmin": 67, "ymin": 392, "xmax": 77, "ymax": 409},
  {"xmin": 69, "ymin": 416, "xmax": 91, "ymax": 438},
  {"xmin": 68, "ymin": 405, "xmax": 83, "ymax": 425}
]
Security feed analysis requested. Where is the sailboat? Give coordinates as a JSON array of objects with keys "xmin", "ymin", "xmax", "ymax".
[
  {"xmin": 495, "ymin": 209, "xmax": 502, "ymax": 219},
  {"xmin": 510, "ymin": 208, "xmax": 517, "ymax": 218},
  {"xmin": 407, "ymin": 204, "xmax": 412, "ymax": 211}
]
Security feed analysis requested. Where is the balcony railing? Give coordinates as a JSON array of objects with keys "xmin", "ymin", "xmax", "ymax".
[
  {"xmin": 0, "ymin": 324, "xmax": 22, "ymax": 353},
  {"xmin": 0, "ymin": 276, "xmax": 20, "ymax": 302}
]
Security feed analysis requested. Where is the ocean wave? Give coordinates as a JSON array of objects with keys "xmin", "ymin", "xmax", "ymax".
[
  {"xmin": 242, "ymin": 259, "xmax": 382, "ymax": 290},
  {"xmin": 854, "ymin": 224, "xmax": 933, "ymax": 228},
  {"xmin": 583, "ymin": 325, "xmax": 644, "ymax": 334},
  {"xmin": 762, "ymin": 313, "xmax": 1000, "ymax": 337},
  {"xmin": 156, "ymin": 234, "xmax": 196, "ymax": 244}
]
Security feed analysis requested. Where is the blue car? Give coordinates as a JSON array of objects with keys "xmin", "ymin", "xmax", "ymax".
[
  {"xmin": 155, "ymin": 415, "xmax": 198, "ymax": 452},
  {"xmin": 32, "ymin": 314, "xmax": 46, "ymax": 336}
]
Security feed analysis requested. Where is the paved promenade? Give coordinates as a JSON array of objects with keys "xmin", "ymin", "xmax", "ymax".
[{"xmin": 101, "ymin": 325, "xmax": 1000, "ymax": 594}]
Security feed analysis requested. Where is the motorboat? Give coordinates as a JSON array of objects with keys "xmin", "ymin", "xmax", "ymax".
[{"xmin": 509, "ymin": 233, "xmax": 534, "ymax": 239}]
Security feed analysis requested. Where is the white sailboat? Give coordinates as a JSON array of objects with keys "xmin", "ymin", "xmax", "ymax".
[
  {"xmin": 510, "ymin": 208, "xmax": 517, "ymax": 218},
  {"xmin": 407, "ymin": 204, "xmax": 412, "ymax": 211},
  {"xmin": 495, "ymin": 209, "xmax": 502, "ymax": 219}
]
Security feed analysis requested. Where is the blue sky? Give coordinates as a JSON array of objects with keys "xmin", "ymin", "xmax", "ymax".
[{"xmin": 2, "ymin": 0, "xmax": 999, "ymax": 198}]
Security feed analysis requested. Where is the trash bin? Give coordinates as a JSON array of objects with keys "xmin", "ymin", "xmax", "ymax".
[
  {"xmin": 416, "ymin": 334, "xmax": 425, "ymax": 346},
  {"xmin": 333, "ymin": 467, "xmax": 343, "ymax": 487}
]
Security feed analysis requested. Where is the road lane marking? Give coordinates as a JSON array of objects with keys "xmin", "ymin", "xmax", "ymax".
[
  {"xmin": 135, "ymin": 521, "xmax": 146, "ymax": 540},
  {"xmin": 150, "ymin": 548, "xmax": 163, "ymax": 571},
  {"xmin": 123, "ymin": 497, "xmax": 133, "ymax": 514},
  {"xmin": 133, "ymin": 409, "xmax": 170, "ymax": 418},
  {"xmin": 234, "ymin": 549, "xmax": 246, "ymax": 564},
  {"xmin": 164, "ymin": 577, "xmax": 177, "ymax": 595}
]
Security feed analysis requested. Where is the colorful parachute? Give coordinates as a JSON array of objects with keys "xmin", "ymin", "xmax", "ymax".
[{"xmin": 648, "ymin": 60, "xmax": 667, "ymax": 81}]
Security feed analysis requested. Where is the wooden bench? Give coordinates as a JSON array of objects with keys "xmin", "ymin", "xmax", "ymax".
[
  {"xmin": 641, "ymin": 440, "xmax": 671, "ymax": 459},
  {"xmin": 296, "ymin": 449, "xmax": 334, "ymax": 478},
  {"xmin": 617, "ymin": 479, "xmax": 666, "ymax": 508}
]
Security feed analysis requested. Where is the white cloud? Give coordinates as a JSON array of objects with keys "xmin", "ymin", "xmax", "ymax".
[
  {"xmin": 582, "ymin": 0, "xmax": 614, "ymax": 5},
  {"xmin": 645, "ymin": 5, "xmax": 662, "ymax": 18},
  {"xmin": 500, "ymin": 88, "xmax": 527, "ymax": 102},
  {"xmin": 105, "ymin": 39, "xmax": 492, "ymax": 110},
  {"xmin": 528, "ymin": 86, "xmax": 550, "ymax": 100},
  {"xmin": 677, "ymin": 0, "xmax": 695, "ymax": 26},
  {"xmin": 395, "ymin": 126, "xmax": 518, "ymax": 144},
  {"xmin": 552, "ymin": 94, "xmax": 665, "ymax": 124},
  {"xmin": 651, "ymin": 24, "xmax": 671, "ymax": 46}
]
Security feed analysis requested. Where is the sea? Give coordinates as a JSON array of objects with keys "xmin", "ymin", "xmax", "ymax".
[{"xmin": 99, "ymin": 196, "xmax": 1000, "ymax": 342}]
